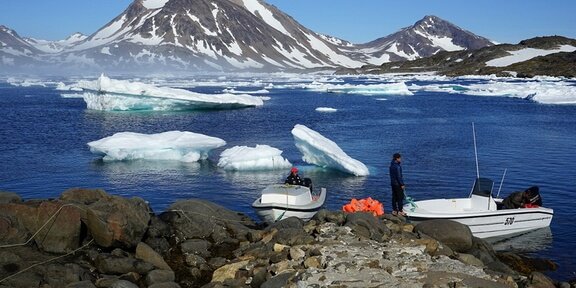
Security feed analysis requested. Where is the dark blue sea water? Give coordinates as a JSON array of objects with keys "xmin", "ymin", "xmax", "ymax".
[{"xmin": 1, "ymin": 75, "xmax": 575, "ymax": 281}]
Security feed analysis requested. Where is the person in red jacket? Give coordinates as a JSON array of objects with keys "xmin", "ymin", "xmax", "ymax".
[{"xmin": 285, "ymin": 167, "xmax": 303, "ymax": 186}]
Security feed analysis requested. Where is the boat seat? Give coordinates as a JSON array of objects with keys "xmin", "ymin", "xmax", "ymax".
[
  {"xmin": 470, "ymin": 194, "xmax": 498, "ymax": 211},
  {"xmin": 469, "ymin": 177, "xmax": 498, "ymax": 211}
]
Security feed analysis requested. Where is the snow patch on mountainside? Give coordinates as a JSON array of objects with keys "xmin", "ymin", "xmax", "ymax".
[
  {"xmin": 142, "ymin": 0, "xmax": 170, "ymax": 9},
  {"xmin": 241, "ymin": 0, "xmax": 290, "ymax": 36},
  {"xmin": 414, "ymin": 30, "xmax": 464, "ymax": 51},
  {"xmin": 486, "ymin": 45, "xmax": 576, "ymax": 67},
  {"xmin": 387, "ymin": 44, "xmax": 418, "ymax": 60}
]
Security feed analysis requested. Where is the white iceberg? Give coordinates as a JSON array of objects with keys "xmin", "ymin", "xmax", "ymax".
[
  {"xmin": 88, "ymin": 131, "xmax": 226, "ymax": 162},
  {"xmin": 316, "ymin": 107, "xmax": 338, "ymax": 113},
  {"xmin": 291, "ymin": 124, "xmax": 369, "ymax": 176},
  {"xmin": 76, "ymin": 74, "xmax": 264, "ymax": 111},
  {"xmin": 217, "ymin": 145, "xmax": 292, "ymax": 171},
  {"xmin": 413, "ymin": 79, "xmax": 576, "ymax": 105},
  {"xmin": 307, "ymin": 82, "xmax": 413, "ymax": 96}
]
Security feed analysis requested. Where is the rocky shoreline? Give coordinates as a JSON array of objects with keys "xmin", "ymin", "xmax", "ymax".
[{"xmin": 0, "ymin": 188, "xmax": 569, "ymax": 288}]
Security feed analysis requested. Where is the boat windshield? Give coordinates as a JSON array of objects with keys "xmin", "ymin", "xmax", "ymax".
[{"xmin": 471, "ymin": 177, "xmax": 494, "ymax": 197}]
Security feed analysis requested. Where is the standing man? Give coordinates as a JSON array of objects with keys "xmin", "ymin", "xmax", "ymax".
[{"xmin": 389, "ymin": 153, "xmax": 406, "ymax": 216}]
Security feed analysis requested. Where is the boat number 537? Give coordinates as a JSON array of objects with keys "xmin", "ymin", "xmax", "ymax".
[{"xmin": 504, "ymin": 217, "xmax": 515, "ymax": 225}]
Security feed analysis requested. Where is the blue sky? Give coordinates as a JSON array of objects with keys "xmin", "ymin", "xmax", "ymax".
[{"xmin": 2, "ymin": 0, "xmax": 575, "ymax": 44}]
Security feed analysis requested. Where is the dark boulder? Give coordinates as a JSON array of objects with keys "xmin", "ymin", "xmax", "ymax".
[
  {"xmin": 0, "ymin": 191, "xmax": 21, "ymax": 204},
  {"xmin": 414, "ymin": 219, "xmax": 473, "ymax": 252},
  {"xmin": 345, "ymin": 212, "xmax": 391, "ymax": 242},
  {"xmin": 84, "ymin": 193, "xmax": 151, "ymax": 248},
  {"xmin": 160, "ymin": 199, "xmax": 255, "ymax": 242}
]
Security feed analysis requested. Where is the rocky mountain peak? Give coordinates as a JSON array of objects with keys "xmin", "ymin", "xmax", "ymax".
[{"xmin": 2, "ymin": 3, "xmax": 497, "ymax": 72}]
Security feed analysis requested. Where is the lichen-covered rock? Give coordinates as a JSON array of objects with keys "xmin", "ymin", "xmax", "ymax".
[
  {"xmin": 84, "ymin": 194, "xmax": 151, "ymax": 248},
  {"xmin": 160, "ymin": 199, "xmax": 255, "ymax": 242},
  {"xmin": 35, "ymin": 202, "xmax": 82, "ymax": 253},
  {"xmin": 0, "ymin": 191, "xmax": 21, "ymax": 204}
]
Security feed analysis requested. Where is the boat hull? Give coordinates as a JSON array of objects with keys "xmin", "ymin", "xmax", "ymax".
[
  {"xmin": 404, "ymin": 198, "xmax": 553, "ymax": 238},
  {"xmin": 252, "ymin": 184, "xmax": 326, "ymax": 224},
  {"xmin": 252, "ymin": 206, "xmax": 322, "ymax": 224}
]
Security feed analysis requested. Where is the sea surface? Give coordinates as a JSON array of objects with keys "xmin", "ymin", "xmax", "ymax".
[{"xmin": 1, "ymin": 74, "xmax": 575, "ymax": 281}]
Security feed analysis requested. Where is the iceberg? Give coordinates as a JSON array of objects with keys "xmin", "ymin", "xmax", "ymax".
[
  {"xmin": 217, "ymin": 145, "xmax": 292, "ymax": 171},
  {"xmin": 291, "ymin": 124, "xmax": 369, "ymax": 176},
  {"xmin": 316, "ymin": 107, "xmax": 337, "ymax": 113},
  {"xmin": 307, "ymin": 82, "xmax": 413, "ymax": 96},
  {"xmin": 88, "ymin": 131, "xmax": 226, "ymax": 162},
  {"xmin": 413, "ymin": 80, "xmax": 576, "ymax": 105},
  {"xmin": 76, "ymin": 74, "xmax": 264, "ymax": 111}
]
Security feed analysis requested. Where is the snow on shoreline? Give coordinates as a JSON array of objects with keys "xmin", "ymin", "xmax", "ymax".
[{"xmin": 486, "ymin": 45, "xmax": 576, "ymax": 67}]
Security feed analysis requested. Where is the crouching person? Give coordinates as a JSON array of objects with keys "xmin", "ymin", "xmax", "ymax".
[{"xmin": 502, "ymin": 186, "xmax": 542, "ymax": 209}]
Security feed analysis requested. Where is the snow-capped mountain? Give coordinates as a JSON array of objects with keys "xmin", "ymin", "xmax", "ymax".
[
  {"xmin": 24, "ymin": 33, "xmax": 87, "ymax": 53},
  {"xmin": 0, "ymin": 25, "xmax": 43, "ymax": 67},
  {"xmin": 359, "ymin": 15, "xmax": 495, "ymax": 63},
  {"xmin": 50, "ymin": 0, "xmax": 367, "ymax": 71},
  {"xmin": 1, "ymin": 1, "xmax": 496, "ymax": 73}
]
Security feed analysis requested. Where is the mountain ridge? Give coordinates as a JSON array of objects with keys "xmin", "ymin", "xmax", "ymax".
[
  {"xmin": 337, "ymin": 35, "xmax": 576, "ymax": 78},
  {"xmin": 0, "ymin": 0, "xmax": 544, "ymax": 74}
]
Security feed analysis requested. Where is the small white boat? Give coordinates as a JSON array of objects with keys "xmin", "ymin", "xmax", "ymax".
[
  {"xmin": 404, "ymin": 177, "xmax": 554, "ymax": 238},
  {"xmin": 252, "ymin": 184, "xmax": 327, "ymax": 224}
]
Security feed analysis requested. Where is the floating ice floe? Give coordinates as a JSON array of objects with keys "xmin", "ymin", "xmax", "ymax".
[
  {"xmin": 306, "ymin": 82, "xmax": 413, "ymax": 96},
  {"xmin": 217, "ymin": 145, "xmax": 292, "ymax": 171},
  {"xmin": 315, "ymin": 107, "xmax": 338, "ymax": 113},
  {"xmin": 88, "ymin": 131, "xmax": 226, "ymax": 162},
  {"xmin": 413, "ymin": 79, "xmax": 576, "ymax": 105},
  {"xmin": 222, "ymin": 88, "xmax": 270, "ymax": 94},
  {"xmin": 76, "ymin": 74, "xmax": 264, "ymax": 111},
  {"xmin": 291, "ymin": 124, "xmax": 369, "ymax": 176}
]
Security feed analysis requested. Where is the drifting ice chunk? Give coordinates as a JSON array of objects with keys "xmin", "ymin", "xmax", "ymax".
[
  {"xmin": 217, "ymin": 145, "xmax": 292, "ymax": 171},
  {"xmin": 88, "ymin": 131, "xmax": 226, "ymax": 162},
  {"xmin": 307, "ymin": 82, "xmax": 413, "ymax": 96},
  {"xmin": 315, "ymin": 107, "xmax": 337, "ymax": 113},
  {"xmin": 291, "ymin": 124, "xmax": 369, "ymax": 176},
  {"xmin": 77, "ymin": 74, "xmax": 264, "ymax": 111}
]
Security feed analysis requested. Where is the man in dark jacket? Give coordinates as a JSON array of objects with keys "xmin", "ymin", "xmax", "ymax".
[
  {"xmin": 502, "ymin": 186, "xmax": 542, "ymax": 209},
  {"xmin": 389, "ymin": 153, "xmax": 406, "ymax": 216},
  {"xmin": 285, "ymin": 167, "xmax": 303, "ymax": 186}
]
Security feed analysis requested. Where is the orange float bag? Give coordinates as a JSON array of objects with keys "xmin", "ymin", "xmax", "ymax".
[{"xmin": 342, "ymin": 197, "xmax": 384, "ymax": 216}]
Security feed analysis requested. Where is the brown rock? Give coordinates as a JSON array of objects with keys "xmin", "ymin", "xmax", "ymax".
[
  {"xmin": 211, "ymin": 260, "xmax": 249, "ymax": 283},
  {"xmin": 35, "ymin": 202, "xmax": 82, "ymax": 253},
  {"xmin": 85, "ymin": 194, "xmax": 151, "ymax": 248},
  {"xmin": 0, "ymin": 191, "xmax": 21, "ymax": 204},
  {"xmin": 414, "ymin": 219, "xmax": 473, "ymax": 252},
  {"xmin": 136, "ymin": 242, "xmax": 172, "ymax": 271},
  {"xmin": 59, "ymin": 188, "xmax": 108, "ymax": 205}
]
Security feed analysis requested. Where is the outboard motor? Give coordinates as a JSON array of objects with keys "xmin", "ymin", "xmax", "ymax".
[{"xmin": 303, "ymin": 178, "xmax": 314, "ymax": 194}]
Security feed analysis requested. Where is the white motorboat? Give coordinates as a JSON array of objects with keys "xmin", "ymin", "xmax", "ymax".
[
  {"xmin": 252, "ymin": 184, "xmax": 326, "ymax": 224},
  {"xmin": 405, "ymin": 124, "xmax": 554, "ymax": 238},
  {"xmin": 404, "ymin": 177, "xmax": 554, "ymax": 238}
]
